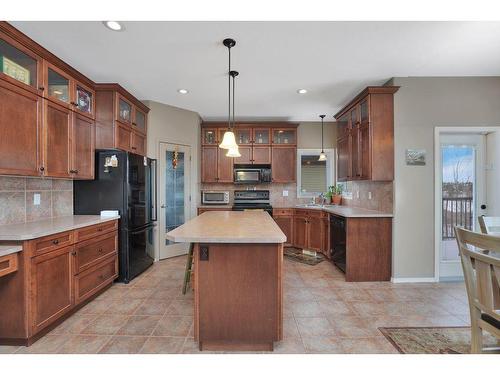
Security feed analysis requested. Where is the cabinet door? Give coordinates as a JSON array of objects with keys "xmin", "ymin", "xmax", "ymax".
[
  {"xmin": 337, "ymin": 135, "xmax": 350, "ymax": 181},
  {"xmin": 117, "ymin": 94, "xmax": 132, "ymax": 124},
  {"xmin": 337, "ymin": 113, "xmax": 349, "ymax": 138},
  {"xmin": 44, "ymin": 62, "xmax": 71, "ymax": 107},
  {"xmin": 116, "ymin": 122, "xmax": 132, "ymax": 151},
  {"xmin": 30, "ymin": 246, "xmax": 74, "ymax": 333},
  {"xmin": 201, "ymin": 146, "xmax": 218, "ymax": 183},
  {"xmin": 271, "ymin": 146, "xmax": 296, "ymax": 182},
  {"xmin": 0, "ymin": 80, "xmax": 42, "ymax": 176},
  {"xmin": 133, "ymin": 107, "xmax": 147, "ymax": 134},
  {"xmin": 308, "ymin": 216, "xmax": 322, "ymax": 251},
  {"xmin": 44, "ymin": 99, "xmax": 72, "ymax": 178},
  {"xmin": 71, "ymin": 113, "xmax": 94, "ymax": 179},
  {"xmin": 272, "ymin": 128, "xmax": 296, "ymax": 146},
  {"xmin": 237, "ymin": 146, "xmax": 252, "ymax": 164},
  {"xmin": 236, "ymin": 128, "xmax": 252, "ymax": 145},
  {"xmin": 253, "ymin": 146, "xmax": 271, "ymax": 164},
  {"xmin": 131, "ymin": 131, "xmax": 146, "ymax": 156},
  {"xmin": 293, "ymin": 215, "xmax": 308, "ymax": 248},
  {"xmin": 202, "ymin": 128, "xmax": 218, "ymax": 145},
  {"xmin": 73, "ymin": 81, "xmax": 95, "ymax": 119},
  {"xmin": 350, "ymin": 107, "xmax": 360, "ymax": 179},
  {"xmin": 359, "ymin": 122, "xmax": 371, "ymax": 180},
  {"xmin": 274, "ymin": 216, "xmax": 293, "ymax": 246},
  {"xmin": 253, "ymin": 128, "xmax": 271, "ymax": 145},
  {"xmin": 217, "ymin": 147, "xmax": 233, "ymax": 182}
]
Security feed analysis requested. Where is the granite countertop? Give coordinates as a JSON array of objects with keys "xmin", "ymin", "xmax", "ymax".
[
  {"xmin": 0, "ymin": 244, "xmax": 23, "ymax": 257},
  {"xmin": 167, "ymin": 211, "xmax": 286, "ymax": 243},
  {"xmin": 0, "ymin": 215, "xmax": 120, "ymax": 241},
  {"xmin": 294, "ymin": 204, "xmax": 393, "ymax": 218}
]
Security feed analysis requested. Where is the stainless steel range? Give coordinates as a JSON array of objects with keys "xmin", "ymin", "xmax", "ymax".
[{"xmin": 232, "ymin": 190, "xmax": 273, "ymax": 217}]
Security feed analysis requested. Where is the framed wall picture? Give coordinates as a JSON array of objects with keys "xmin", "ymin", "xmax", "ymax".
[{"xmin": 406, "ymin": 149, "xmax": 426, "ymax": 166}]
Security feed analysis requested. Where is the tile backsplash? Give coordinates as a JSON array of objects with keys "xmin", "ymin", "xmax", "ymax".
[{"xmin": 0, "ymin": 176, "xmax": 73, "ymax": 225}]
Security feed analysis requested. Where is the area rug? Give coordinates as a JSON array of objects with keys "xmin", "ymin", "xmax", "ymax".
[
  {"xmin": 379, "ymin": 326, "xmax": 498, "ymax": 354},
  {"xmin": 284, "ymin": 247, "xmax": 325, "ymax": 265}
]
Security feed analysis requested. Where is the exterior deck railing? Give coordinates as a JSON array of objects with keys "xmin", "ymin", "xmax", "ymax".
[{"xmin": 442, "ymin": 197, "xmax": 473, "ymax": 239}]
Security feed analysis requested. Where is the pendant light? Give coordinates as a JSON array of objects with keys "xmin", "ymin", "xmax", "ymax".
[
  {"xmin": 219, "ymin": 38, "xmax": 238, "ymax": 150},
  {"xmin": 318, "ymin": 114, "xmax": 327, "ymax": 161},
  {"xmin": 226, "ymin": 70, "xmax": 241, "ymax": 157}
]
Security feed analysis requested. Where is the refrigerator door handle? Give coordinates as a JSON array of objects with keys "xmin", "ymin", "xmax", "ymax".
[{"xmin": 150, "ymin": 159, "xmax": 158, "ymax": 222}]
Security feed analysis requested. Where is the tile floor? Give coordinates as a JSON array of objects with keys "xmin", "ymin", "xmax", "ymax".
[{"xmin": 0, "ymin": 255, "xmax": 470, "ymax": 354}]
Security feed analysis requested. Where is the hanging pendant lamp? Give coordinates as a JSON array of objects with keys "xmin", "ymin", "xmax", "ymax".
[
  {"xmin": 219, "ymin": 38, "xmax": 239, "ymax": 150},
  {"xmin": 318, "ymin": 114, "xmax": 327, "ymax": 161},
  {"xmin": 226, "ymin": 70, "xmax": 241, "ymax": 157}
]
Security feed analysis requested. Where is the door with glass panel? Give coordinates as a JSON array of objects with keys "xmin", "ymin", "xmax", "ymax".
[
  {"xmin": 439, "ymin": 134, "xmax": 487, "ymax": 279},
  {"xmin": 159, "ymin": 142, "xmax": 191, "ymax": 259}
]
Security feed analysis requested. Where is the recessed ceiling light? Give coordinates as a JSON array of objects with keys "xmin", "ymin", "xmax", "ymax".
[
  {"xmin": 177, "ymin": 89, "xmax": 189, "ymax": 94},
  {"xmin": 103, "ymin": 21, "xmax": 123, "ymax": 31},
  {"xmin": 297, "ymin": 89, "xmax": 308, "ymax": 94}
]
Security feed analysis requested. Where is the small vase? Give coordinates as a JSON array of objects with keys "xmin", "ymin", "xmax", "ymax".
[{"xmin": 332, "ymin": 195, "xmax": 342, "ymax": 205}]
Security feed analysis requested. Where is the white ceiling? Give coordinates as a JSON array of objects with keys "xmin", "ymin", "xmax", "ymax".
[{"xmin": 11, "ymin": 21, "xmax": 500, "ymax": 121}]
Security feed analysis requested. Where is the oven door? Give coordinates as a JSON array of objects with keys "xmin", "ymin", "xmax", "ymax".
[{"xmin": 234, "ymin": 169, "xmax": 260, "ymax": 184}]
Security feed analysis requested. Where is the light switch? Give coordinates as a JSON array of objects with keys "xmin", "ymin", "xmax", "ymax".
[
  {"xmin": 33, "ymin": 193, "xmax": 41, "ymax": 205},
  {"xmin": 282, "ymin": 190, "xmax": 289, "ymax": 197}
]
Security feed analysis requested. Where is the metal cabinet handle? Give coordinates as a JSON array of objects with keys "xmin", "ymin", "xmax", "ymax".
[
  {"xmin": 38, "ymin": 86, "xmax": 45, "ymax": 91},
  {"xmin": 52, "ymin": 239, "xmax": 59, "ymax": 245}
]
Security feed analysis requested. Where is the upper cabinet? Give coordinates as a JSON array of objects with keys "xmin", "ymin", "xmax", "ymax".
[
  {"xmin": 200, "ymin": 123, "xmax": 298, "ymax": 183},
  {"xmin": 95, "ymin": 83, "xmax": 149, "ymax": 156},
  {"xmin": 334, "ymin": 86, "xmax": 399, "ymax": 182}
]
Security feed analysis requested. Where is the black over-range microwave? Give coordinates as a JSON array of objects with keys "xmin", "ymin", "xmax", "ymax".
[{"xmin": 233, "ymin": 165, "xmax": 272, "ymax": 184}]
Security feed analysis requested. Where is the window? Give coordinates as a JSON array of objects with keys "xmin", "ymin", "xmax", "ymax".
[{"xmin": 297, "ymin": 149, "xmax": 335, "ymax": 198}]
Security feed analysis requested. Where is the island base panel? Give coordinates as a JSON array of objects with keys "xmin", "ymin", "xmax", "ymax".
[{"xmin": 194, "ymin": 243, "xmax": 283, "ymax": 351}]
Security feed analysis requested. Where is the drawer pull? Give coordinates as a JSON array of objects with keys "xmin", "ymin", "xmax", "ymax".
[
  {"xmin": 97, "ymin": 228, "xmax": 103, "ymax": 232},
  {"xmin": 98, "ymin": 248, "xmax": 103, "ymax": 253},
  {"xmin": 52, "ymin": 239, "xmax": 59, "ymax": 245},
  {"xmin": 71, "ymin": 251, "xmax": 76, "ymax": 256}
]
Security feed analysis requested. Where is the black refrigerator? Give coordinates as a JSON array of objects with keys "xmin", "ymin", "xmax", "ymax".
[{"xmin": 74, "ymin": 150, "xmax": 157, "ymax": 283}]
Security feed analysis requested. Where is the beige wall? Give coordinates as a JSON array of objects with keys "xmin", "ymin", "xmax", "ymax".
[
  {"xmin": 297, "ymin": 121, "xmax": 336, "ymax": 149},
  {"xmin": 143, "ymin": 100, "xmax": 201, "ymax": 260},
  {"xmin": 391, "ymin": 77, "xmax": 500, "ymax": 279}
]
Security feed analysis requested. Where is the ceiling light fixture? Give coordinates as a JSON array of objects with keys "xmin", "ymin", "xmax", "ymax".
[
  {"xmin": 318, "ymin": 115, "xmax": 327, "ymax": 161},
  {"xmin": 219, "ymin": 38, "xmax": 240, "ymax": 156},
  {"xmin": 226, "ymin": 70, "xmax": 241, "ymax": 157},
  {"xmin": 297, "ymin": 89, "xmax": 308, "ymax": 94},
  {"xmin": 177, "ymin": 89, "xmax": 189, "ymax": 94},
  {"xmin": 103, "ymin": 21, "xmax": 123, "ymax": 31}
]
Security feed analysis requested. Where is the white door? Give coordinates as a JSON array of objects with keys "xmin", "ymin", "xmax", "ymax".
[
  {"xmin": 159, "ymin": 142, "xmax": 191, "ymax": 259},
  {"xmin": 439, "ymin": 134, "xmax": 487, "ymax": 279}
]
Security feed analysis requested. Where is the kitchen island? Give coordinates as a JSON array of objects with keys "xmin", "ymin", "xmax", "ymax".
[{"xmin": 166, "ymin": 211, "xmax": 286, "ymax": 351}]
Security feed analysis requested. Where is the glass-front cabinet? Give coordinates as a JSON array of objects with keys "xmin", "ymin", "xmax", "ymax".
[
  {"xmin": 117, "ymin": 94, "xmax": 132, "ymax": 124},
  {"xmin": 202, "ymin": 128, "xmax": 218, "ymax": 145},
  {"xmin": 134, "ymin": 108, "xmax": 147, "ymax": 133},
  {"xmin": 360, "ymin": 99, "xmax": 369, "ymax": 124},
  {"xmin": 0, "ymin": 36, "xmax": 40, "ymax": 92},
  {"xmin": 47, "ymin": 65, "xmax": 70, "ymax": 104},
  {"xmin": 273, "ymin": 129, "xmax": 296, "ymax": 145},
  {"xmin": 74, "ymin": 82, "xmax": 94, "ymax": 117},
  {"xmin": 236, "ymin": 128, "xmax": 252, "ymax": 145},
  {"xmin": 253, "ymin": 128, "xmax": 270, "ymax": 145}
]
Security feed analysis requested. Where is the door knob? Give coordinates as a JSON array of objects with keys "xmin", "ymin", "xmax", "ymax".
[{"xmin": 160, "ymin": 204, "xmax": 166, "ymax": 208}]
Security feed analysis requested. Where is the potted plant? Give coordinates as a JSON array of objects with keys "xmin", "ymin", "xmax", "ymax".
[{"xmin": 327, "ymin": 184, "xmax": 343, "ymax": 205}]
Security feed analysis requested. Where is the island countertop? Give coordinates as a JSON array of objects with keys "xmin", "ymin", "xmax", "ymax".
[
  {"xmin": 0, "ymin": 215, "xmax": 120, "ymax": 241},
  {"xmin": 166, "ymin": 211, "xmax": 286, "ymax": 243}
]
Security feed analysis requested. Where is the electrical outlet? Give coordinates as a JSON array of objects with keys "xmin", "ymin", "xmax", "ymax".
[
  {"xmin": 368, "ymin": 192, "xmax": 372, "ymax": 200},
  {"xmin": 282, "ymin": 190, "xmax": 289, "ymax": 197},
  {"xmin": 33, "ymin": 193, "xmax": 41, "ymax": 206}
]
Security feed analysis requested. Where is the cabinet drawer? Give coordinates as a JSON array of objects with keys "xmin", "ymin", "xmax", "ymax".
[
  {"xmin": 0, "ymin": 252, "xmax": 18, "ymax": 277},
  {"xmin": 31, "ymin": 231, "xmax": 74, "ymax": 257},
  {"xmin": 75, "ymin": 233, "xmax": 118, "ymax": 274},
  {"xmin": 273, "ymin": 208, "xmax": 294, "ymax": 216},
  {"xmin": 74, "ymin": 220, "xmax": 118, "ymax": 242},
  {"xmin": 74, "ymin": 254, "xmax": 117, "ymax": 305}
]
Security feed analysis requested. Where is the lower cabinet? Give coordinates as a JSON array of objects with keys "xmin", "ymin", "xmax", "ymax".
[
  {"xmin": 30, "ymin": 246, "xmax": 74, "ymax": 334},
  {"xmin": 0, "ymin": 220, "xmax": 118, "ymax": 345},
  {"xmin": 291, "ymin": 209, "xmax": 329, "ymax": 256},
  {"xmin": 273, "ymin": 209, "xmax": 294, "ymax": 247}
]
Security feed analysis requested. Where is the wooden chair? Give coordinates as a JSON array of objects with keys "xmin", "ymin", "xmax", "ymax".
[
  {"xmin": 455, "ymin": 227, "xmax": 500, "ymax": 353},
  {"xmin": 478, "ymin": 216, "xmax": 500, "ymax": 235}
]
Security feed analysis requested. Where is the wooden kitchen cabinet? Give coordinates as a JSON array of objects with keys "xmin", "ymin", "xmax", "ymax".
[
  {"xmin": 273, "ymin": 208, "xmax": 294, "ymax": 247},
  {"xmin": 95, "ymin": 83, "xmax": 149, "ymax": 156},
  {"xmin": 293, "ymin": 213, "xmax": 308, "ymax": 249},
  {"xmin": 30, "ymin": 245, "xmax": 74, "ymax": 334},
  {"xmin": 71, "ymin": 113, "xmax": 94, "ymax": 179},
  {"xmin": 291, "ymin": 209, "xmax": 329, "ymax": 257},
  {"xmin": 217, "ymin": 146, "xmax": 234, "ymax": 182},
  {"xmin": 307, "ymin": 214, "xmax": 323, "ymax": 252},
  {"xmin": 271, "ymin": 146, "xmax": 296, "ymax": 182},
  {"xmin": 252, "ymin": 146, "xmax": 272, "ymax": 164},
  {"xmin": 334, "ymin": 86, "xmax": 399, "ymax": 182},
  {"xmin": 0, "ymin": 219, "xmax": 119, "ymax": 346},
  {"xmin": 201, "ymin": 146, "xmax": 218, "ymax": 183},
  {"xmin": 43, "ymin": 99, "xmax": 72, "ymax": 178},
  {"xmin": 0, "ymin": 79, "xmax": 42, "ymax": 176}
]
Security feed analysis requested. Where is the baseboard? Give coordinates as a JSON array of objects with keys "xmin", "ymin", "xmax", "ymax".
[{"xmin": 391, "ymin": 277, "xmax": 438, "ymax": 283}]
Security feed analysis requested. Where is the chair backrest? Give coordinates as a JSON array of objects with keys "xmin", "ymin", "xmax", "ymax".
[
  {"xmin": 454, "ymin": 227, "xmax": 500, "ymax": 317},
  {"xmin": 478, "ymin": 216, "xmax": 500, "ymax": 235}
]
